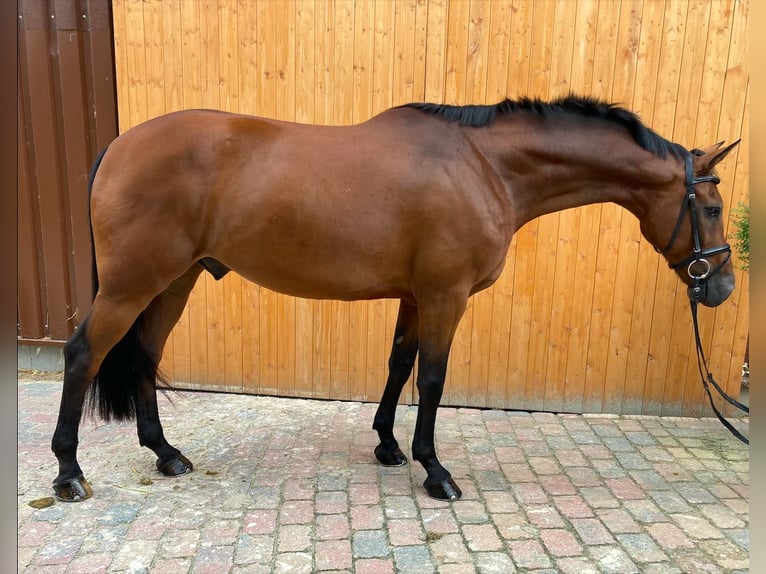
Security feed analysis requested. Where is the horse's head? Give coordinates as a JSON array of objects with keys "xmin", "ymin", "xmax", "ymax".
[{"xmin": 644, "ymin": 140, "xmax": 740, "ymax": 307}]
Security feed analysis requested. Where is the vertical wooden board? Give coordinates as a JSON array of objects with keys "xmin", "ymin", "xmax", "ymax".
[
  {"xmin": 643, "ymin": 0, "xmax": 687, "ymax": 415},
  {"xmin": 331, "ymin": 300, "xmax": 351, "ymax": 399},
  {"xmin": 443, "ymin": 0, "xmax": 469, "ymax": 105},
  {"xmin": 206, "ymin": 271, "xmax": 226, "ymax": 385},
  {"xmin": 162, "ymin": 0, "xmax": 184, "ymax": 113},
  {"xmin": 546, "ymin": 0, "xmax": 575, "ymax": 97},
  {"xmin": 712, "ymin": 0, "xmax": 748, "ymax": 384},
  {"xmin": 524, "ymin": 213, "xmax": 558, "ymax": 412},
  {"xmin": 295, "ymin": 0, "xmax": 315, "ymax": 122},
  {"xmin": 313, "ymin": 299, "xmax": 334, "ymax": 399},
  {"xmin": 123, "ymin": 0, "xmax": 148, "ymax": 127},
  {"xmin": 694, "ymin": 74, "xmax": 748, "ymax": 413},
  {"xmin": 501, "ymin": 0, "xmax": 532, "ymax": 407},
  {"xmin": 560, "ymin": 0, "xmax": 598, "ymax": 412},
  {"xmin": 692, "ymin": 0, "xmax": 733, "ymax": 143},
  {"xmin": 661, "ymin": 0, "xmax": 713, "ymax": 415},
  {"xmin": 224, "ymin": 275, "xmax": 244, "ymax": 392},
  {"xmin": 218, "ymin": 0, "xmax": 240, "ymax": 113},
  {"xmin": 604, "ymin": 0, "xmax": 643, "ymax": 414},
  {"xmin": 277, "ymin": 294, "xmax": 297, "ymax": 397},
  {"xmin": 372, "ymin": 0, "xmax": 395, "ymax": 114},
  {"xmin": 314, "ymin": 0, "xmax": 334, "ymax": 123},
  {"xmin": 237, "ymin": 0, "xmax": 257, "ymax": 115},
  {"xmin": 392, "ymin": 0, "xmax": 416, "ymax": 106},
  {"xmin": 190, "ymin": 275, "xmax": 212, "ymax": 385},
  {"xmin": 540, "ymin": 0, "xmax": 576, "ymax": 413},
  {"xmin": 348, "ymin": 300, "xmax": 369, "ymax": 401},
  {"xmin": 274, "ymin": 0, "xmax": 295, "ymax": 121},
  {"xmin": 641, "ymin": 0, "xmax": 686, "ymax": 414},
  {"xmin": 411, "ymin": 0, "xmax": 429, "ymax": 103},
  {"xmin": 622, "ymin": 0, "xmax": 665, "ymax": 413},
  {"xmin": 567, "ymin": 0, "xmax": 597, "ymax": 92},
  {"xmin": 520, "ymin": 0, "xmax": 556, "ymax": 411},
  {"xmin": 582, "ymin": 0, "xmax": 622, "ymax": 413},
  {"xmin": 334, "ymin": 0, "xmax": 355, "ymax": 123},
  {"xmin": 180, "ymin": 1, "xmax": 202, "ymax": 108},
  {"xmin": 526, "ymin": 0, "xmax": 554, "ymax": 98},
  {"xmin": 506, "ymin": 0, "xmax": 533, "ymax": 97},
  {"xmin": 353, "ymin": 0, "xmax": 373, "ymax": 121},
  {"xmin": 467, "ymin": 291, "xmax": 493, "ymax": 408},
  {"xmin": 488, "ymin": 247, "xmax": 515, "ymax": 408},
  {"xmin": 506, "ymin": 227, "xmax": 535, "ymax": 406},
  {"xmin": 464, "ymin": 0, "xmax": 490, "ymax": 103},
  {"xmin": 365, "ymin": 299, "xmax": 388, "ymax": 402},
  {"xmin": 143, "ymin": 0, "xmax": 165, "ymax": 120},
  {"xmin": 200, "ymin": 0, "xmax": 221, "ymax": 110},
  {"xmin": 255, "ymin": 0, "xmax": 276, "ymax": 115},
  {"xmin": 485, "ymin": 0, "xmax": 512, "ymax": 103},
  {"xmin": 110, "ymin": 0, "xmax": 129, "ymax": 130},
  {"xmin": 172, "ymin": 298, "xmax": 192, "ymax": 385},
  {"xmin": 484, "ymin": 0, "xmax": 514, "ymax": 407},
  {"xmin": 259, "ymin": 289, "xmax": 280, "ymax": 394},
  {"xmin": 423, "ymin": 0, "xmax": 448, "ymax": 102},
  {"xmin": 241, "ymin": 281, "xmax": 261, "ymax": 392}
]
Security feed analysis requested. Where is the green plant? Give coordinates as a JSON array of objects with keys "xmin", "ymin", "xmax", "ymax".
[{"xmin": 730, "ymin": 202, "xmax": 749, "ymax": 271}]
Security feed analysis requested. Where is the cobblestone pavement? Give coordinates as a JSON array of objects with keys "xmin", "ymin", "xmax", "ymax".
[{"xmin": 18, "ymin": 376, "xmax": 749, "ymax": 573}]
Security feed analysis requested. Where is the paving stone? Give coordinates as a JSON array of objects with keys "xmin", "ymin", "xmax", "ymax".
[
  {"xmin": 352, "ymin": 530, "xmax": 390, "ymax": 558},
  {"xmin": 17, "ymin": 378, "xmax": 749, "ymax": 574}
]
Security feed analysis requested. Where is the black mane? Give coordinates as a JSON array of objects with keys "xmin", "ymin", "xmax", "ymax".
[{"xmin": 403, "ymin": 95, "xmax": 687, "ymax": 160}]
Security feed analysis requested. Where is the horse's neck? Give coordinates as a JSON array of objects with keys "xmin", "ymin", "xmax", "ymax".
[{"xmin": 482, "ymin": 122, "xmax": 680, "ymax": 230}]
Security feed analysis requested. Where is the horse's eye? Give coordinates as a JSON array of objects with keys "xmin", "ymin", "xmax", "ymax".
[{"xmin": 705, "ymin": 206, "xmax": 722, "ymax": 218}]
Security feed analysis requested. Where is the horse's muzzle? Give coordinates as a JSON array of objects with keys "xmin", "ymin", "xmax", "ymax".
[{"xmin": 692, "ymin": 273, "xmax": 735, "ymax": 307}]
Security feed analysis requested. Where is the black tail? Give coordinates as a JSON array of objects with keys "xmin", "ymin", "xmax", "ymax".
[{"xmin": 83, "ymin": 146, "xmax": 168, "ymax": 422}]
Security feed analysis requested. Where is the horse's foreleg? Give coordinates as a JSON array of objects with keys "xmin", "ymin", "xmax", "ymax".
[
  {"xmin": 372, "ymin": 300, "xmax": 418, "ymax": 466},
  {"xmin": 52, "ymin": 296, "xmax": 149, "ymax": 501},
  {"xmin": 135, "ymin": 265, "xmax": 203, "ymax": 476},
  {"xmin": 411, "ymin": 293, "xmax": 467, "ymax": 500}
]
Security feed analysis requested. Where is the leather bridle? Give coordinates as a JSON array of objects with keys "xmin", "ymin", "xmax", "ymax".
[
  {"xmin": 656, "ymin": 154, "xmax": 731, "ymax": 303},
  {"xmin": 656, "ymin": 153, "xmax": 748, "ymax": 444}
]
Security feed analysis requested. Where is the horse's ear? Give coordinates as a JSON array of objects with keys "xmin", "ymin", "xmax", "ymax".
[{"xmin": 695, "ymin": 139, "xmax": 740, "ymax": 173}]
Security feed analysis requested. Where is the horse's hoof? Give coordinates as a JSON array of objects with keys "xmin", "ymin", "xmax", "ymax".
[
  {"xmin": 424, "ymin": 478, "xmax": 462, "ymax": 501},
  {"xmin": 157, "ymin": 453, "xmax": 193, "ymax": 476},
  {"xmin": 53, "ymin": 475, "xmax": 93, "ymax": 502},
  {"xmin": 374, "ymin": 444, "xmax": 408, "ymax": 467}
]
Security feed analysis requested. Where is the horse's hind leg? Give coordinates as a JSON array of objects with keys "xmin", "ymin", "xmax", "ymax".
[
  {"xmin": 372, "ymin": 299, "xmax": 418, "ymax": 466},
  {"xmin": 134, "ymin": 265, "xmax": 203, "ymax": 476},
  {"xmin": 52, "ymin": 296, "xmax": 152, "ymax": 501}
]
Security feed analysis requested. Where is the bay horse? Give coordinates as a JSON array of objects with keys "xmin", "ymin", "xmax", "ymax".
[{"xmin": 51, "ymin": 95, "xmax": 738, "ymax": 502}]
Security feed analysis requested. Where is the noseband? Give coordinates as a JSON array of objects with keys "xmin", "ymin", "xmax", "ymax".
[
  {"xmin": 656, "ymin": 153, "xmax": 747, "ymax": 444},
  {"xmin": 655, "ymin": 154, "xmax": 731, "ymax": 302}
]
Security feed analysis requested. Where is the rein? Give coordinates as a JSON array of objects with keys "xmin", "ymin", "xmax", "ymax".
[{"xmin": 657, "ymin": 154, "xmax": 749, "ymax": 444}]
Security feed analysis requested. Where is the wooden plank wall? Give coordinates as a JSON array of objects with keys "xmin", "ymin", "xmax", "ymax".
[
  {"xmin": 18, "ymin": 0, "xmax": 118, "ymax": 342},
  {"xmin": 111, "ymin": 0, "xmax": 749, "ymax": 416}
]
